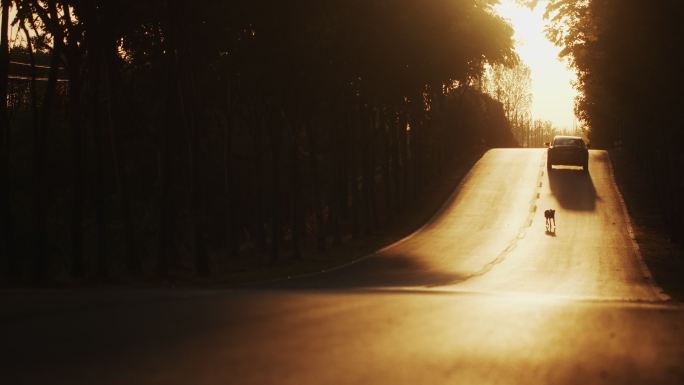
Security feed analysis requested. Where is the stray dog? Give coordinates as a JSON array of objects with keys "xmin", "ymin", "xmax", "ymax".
[
  {"xmin": 544, "ymin": 209, "xmax": 556, "ymax": 231},
  {"xmin": 544, "ymin": 209, "xmax": 556, "ymax": 229}
]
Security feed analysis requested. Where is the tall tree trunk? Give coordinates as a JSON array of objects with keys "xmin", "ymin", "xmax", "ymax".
[
  {"xmin": 68, "ymin": 69, "xmax": 85, "ymax": 279},
  {"xmin": 80, "ymin": 1, "xmax": 109, "ymax": 279},
  {"xmin": 34, "ymin": 0, "xmax": 63, "ymax": 282},
  {"xmin": 252, "ymin": 111, "xmax": 266, "ymax": 252},
  {"xmin": 331, "ymin": 115, "xmax": 343, "ymax": 246},
  {"xmin": 93, "ymin": 54, "xmax": 108, "ymax": 278},
  {"xmin": 410, "ymin": 95, "xmax": 423, "ymax": 200},
  {"xmin": 157, "ymin": 91, "xmax": 173, "ymax": 277},
  {"xmin": 350, "ymin": 107, "xmax": 361, "ymax": 239},
  {"xmin": 181, "ymin": 61, "xmax": 209, "ymax": 276},
  {"xmin": 394, "ymin": 109, "xmax": 406, "ymax": 214},
  {"xmin": 268, "ymin": 111, "xmax": 282, "ymax": 262},
  {"xmin": 363, "ymin": 109, "xmax": 377, "ymax": 235},
  {"xmin": 173, "ymin": 6, "xmax": 209, "ymax": 276},
  {"xmin": 222, "ymin": 110, "xmax": 237, "ymax": 258},
  {"xmin": 381, "ymin": 108, "xmax": 393, "ymax": 223},
  {"xmin": 106, "ymin": 57, "xmax": 141, "ymax": 275},
  {"xmin": 15, "ymin": 24, "xmax": 39, "ymax": 280},
  {"xmin": 156, "ymin": 60, "xmax": 189, "ymax": 277},
  {"xmin": 0, "ymin": 0, "xmax": 13, "ymax": 276},
  {"xmin": 306, "ymin": 119, "xmax": 326, "ymax": 252},
  {"xmin": 63, "ymin": 8, "xmax": 85, "ymax": 279},
  {"xmin": 191, "ymin": 96, "xmax": 210, "ymax": 276},
  {"xmin": 157, "ymin": 3, "xmax": 185, "ymax": 278},
  {"xmin": 289, "ymin": 119, "xmax": 302, "ymax": 259},
  {"xmin": 340, "ymin": 109, "xmax": 352, "ymax": 229}
]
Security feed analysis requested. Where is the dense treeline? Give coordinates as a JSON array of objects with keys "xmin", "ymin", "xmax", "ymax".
[
  {"xmin": 0, "ymin": 1, "xmax": 518, "ymax": 282},
  {"xmin": 546, "ymin": 0, "xmax": 684, "ymax": 242},
  {"xmin": 482, "ymin": 62, "xmax": 580, "ymax": 147}
]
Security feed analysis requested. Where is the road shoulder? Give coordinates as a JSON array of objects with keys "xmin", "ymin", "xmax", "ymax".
[{"xmin": 610, "ymin": 149, "xmax": 684, "ymax": 301}]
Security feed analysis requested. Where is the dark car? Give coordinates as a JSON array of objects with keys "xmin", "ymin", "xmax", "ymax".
[{"xmin": 545, "ymin": 135, "xmax": 589, "ymax": 172}]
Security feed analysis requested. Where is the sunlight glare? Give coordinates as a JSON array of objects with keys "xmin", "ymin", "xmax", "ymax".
[{"xmin": 494, "ymin": 0, "xmax": 579, "ymax": 130}]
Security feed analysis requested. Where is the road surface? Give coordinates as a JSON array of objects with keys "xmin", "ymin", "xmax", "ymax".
[{"xmin": 3, "ymin": 149, "xmax": 683, "ymax": 385}]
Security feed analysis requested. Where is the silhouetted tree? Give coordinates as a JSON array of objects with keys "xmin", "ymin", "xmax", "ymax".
[
  {"xmin": 2, "ymin": 0, "xmax": 521, "ymax": 281},
  {"xmin": 547, "ymin": 0, "xmax": 684, "ymax": 241},
  {"xmin": 483, "ymin": 63, "xmax": 532, "ymax": 146},
  {"xmin": 0, "ymin": 0, "xmax": 13, "ymax": 276}
]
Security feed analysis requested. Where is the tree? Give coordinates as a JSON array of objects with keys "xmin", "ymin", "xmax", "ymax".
[
  {"xmin": 0, "ymin": 0, "xmax": 12, "ymax": 276},
  {"xmin": 482, "ymin": 62, "xmax": 533, "ymax": 146},
  {"xmin": 2, "ymin": 0, "xmax": 521, "ymax": 281},
  {"xmin": 546, "ymin": 0, "xmax": 684, "ymax": 241}
]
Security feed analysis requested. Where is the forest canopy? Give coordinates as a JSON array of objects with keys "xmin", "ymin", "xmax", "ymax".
[
  {"xmin": 0, "ymin": 1, "xmax": 519, "ymax": 281},
  {"xmin": 546, "ymin": 0, "xmax": 684, "ymax": 242}
]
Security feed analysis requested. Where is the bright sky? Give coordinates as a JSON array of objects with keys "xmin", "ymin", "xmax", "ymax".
[{"xmin": 494, "ymin": 0, "xmax": 578, "ymax": 130}]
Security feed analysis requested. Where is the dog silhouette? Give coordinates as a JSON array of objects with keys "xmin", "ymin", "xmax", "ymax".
[{"xmin": 544, "ymin": 209, "xmax": 556, "ymax": 231}]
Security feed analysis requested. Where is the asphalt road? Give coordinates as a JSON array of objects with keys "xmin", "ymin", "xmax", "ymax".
[{"xmin": 3, "ymin": 149, "xmax": 683, "ymax": 385}]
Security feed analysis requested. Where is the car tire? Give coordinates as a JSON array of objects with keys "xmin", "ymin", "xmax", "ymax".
[
  {"xmin": 547, "ymin": 162, "xmax": 553, "ymax": 172},
  {"xmin": 582, "ymin": 162, "xmax": 589, "ymax": 173}
]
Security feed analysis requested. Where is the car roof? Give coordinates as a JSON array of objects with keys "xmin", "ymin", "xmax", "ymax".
[{"xmin": 553, "ymin": 135, "xmax": 583, "ymax": 140}]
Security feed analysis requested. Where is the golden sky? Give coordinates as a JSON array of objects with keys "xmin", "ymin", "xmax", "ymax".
[{"xmin": 495, "ymin": 0, "xmax": 578, "ymax": 130}]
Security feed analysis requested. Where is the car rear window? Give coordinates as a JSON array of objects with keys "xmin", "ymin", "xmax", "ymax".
[{"xmin": 554, "ymin": 138, "xmax": 585, "ymax": 147}]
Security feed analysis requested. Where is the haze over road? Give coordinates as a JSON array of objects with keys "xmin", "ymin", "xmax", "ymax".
[{"xmin": 4, "ymin": 149, "xmax": 683, "ymax": 385}]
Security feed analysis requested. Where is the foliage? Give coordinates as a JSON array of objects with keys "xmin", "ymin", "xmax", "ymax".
[
  {"xmin": 546, "ymin": 0, "xmax": 684, "ymax": 241},
  {"xmin": 1, "ymin": 1, "xmax": 519, "ymax": 281},
  {"xmin": 482, "ymin": 62, "xmax": 534, "ymax": 145}
]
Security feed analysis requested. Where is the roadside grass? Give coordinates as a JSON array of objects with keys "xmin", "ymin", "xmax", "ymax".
[{"xmin": 610, "ymin": 149, "xmax": 684, "ymax": 301}]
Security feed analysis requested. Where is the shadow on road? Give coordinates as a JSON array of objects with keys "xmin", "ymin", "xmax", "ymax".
[
  {"xmin": 548, "ymin": 168, "xmax": 597, "ymax": 211},
  {"xmin": 266, "ymin": 251, "xmax": 465, "ymax": 290}
]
